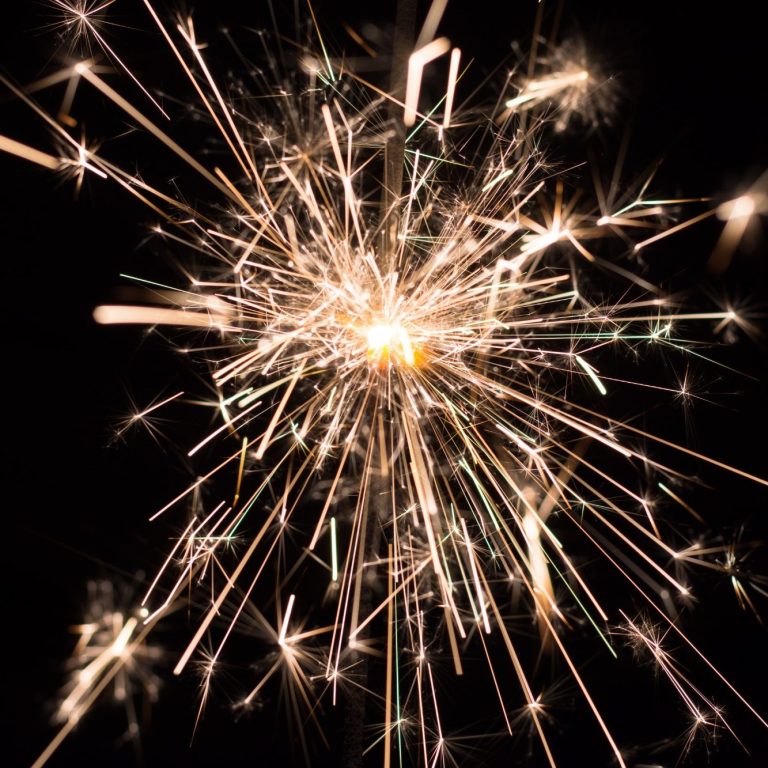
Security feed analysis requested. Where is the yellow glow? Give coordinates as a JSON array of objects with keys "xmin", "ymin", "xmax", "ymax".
[{"xmin": 365, "ymin": 322, "xmax": 416, "ymax": 367}]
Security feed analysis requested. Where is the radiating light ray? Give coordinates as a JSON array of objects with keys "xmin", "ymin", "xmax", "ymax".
[{"xmin": 0, "ymin": 134, "xmax": 61, "ymax": 170}]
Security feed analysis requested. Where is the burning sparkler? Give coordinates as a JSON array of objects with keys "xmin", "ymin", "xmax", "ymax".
[{"xmin": 6, "ymin": 1, "xmax": 767, "ymax": 766}]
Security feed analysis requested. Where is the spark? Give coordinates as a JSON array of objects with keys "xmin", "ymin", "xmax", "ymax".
[
  {"xmin": 7, "ymin": 2, "xmax": 767, "ymax": 767},
  {"xmin": 404, "ymin": 38, "xmax": 452, "ymax": 126},
  {"xmin": 709, "ymin": 172, "xmax": 768, "ymax": 273},
  {"xmin": 32, "ymin": 580, "xmax": 163, "ymax": 768}
]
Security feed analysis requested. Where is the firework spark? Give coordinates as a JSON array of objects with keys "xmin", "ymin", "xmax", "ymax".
[
  {"xmin": 33, "ymin": 580, "xmax": 162, "ymax": 768},
  {"xmin": 6, "ymin": 2, "xmax": 767, "ymax": 766}
]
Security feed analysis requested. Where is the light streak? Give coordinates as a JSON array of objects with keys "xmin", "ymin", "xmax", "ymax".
[{"xmin": 404, "ymin": 38, "xmax": 451, "ymax": 126}]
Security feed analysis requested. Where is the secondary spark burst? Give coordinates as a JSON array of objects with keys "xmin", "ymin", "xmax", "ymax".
[
  {"xmin": 33, "ymin": 580, "xmax": 163, "ymax": 768},
  {"xmin": 6, "ymin": 2, "xmax": 766, "ymax": 766}
]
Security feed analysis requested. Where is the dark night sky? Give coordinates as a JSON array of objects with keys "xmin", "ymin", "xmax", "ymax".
[{"xmin": 5, "ymin": 2, "xmax": 768, "ymax": 767}]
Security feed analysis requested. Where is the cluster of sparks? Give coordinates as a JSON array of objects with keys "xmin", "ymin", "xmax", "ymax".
[
  {"xmin": 7, "ymin": 1, "xmax": 767, "ymax": 766},
  {"xmin": 33, "ymin": 581, "xmax": 162, "ymax": 768}
]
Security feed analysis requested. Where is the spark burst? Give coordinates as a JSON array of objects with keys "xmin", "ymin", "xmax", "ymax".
[
  {"xmin": 34, "ymin": 580, "xmax": 163, "ymax": 768},
  {"xmin": 7, "ymin": 1, "xmax": 767, "ymax": 766}
]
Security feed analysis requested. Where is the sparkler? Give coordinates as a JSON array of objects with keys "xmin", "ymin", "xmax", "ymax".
[{"xmin": 7, "ymin": 1, "xmax": 766, "ymax": 766}]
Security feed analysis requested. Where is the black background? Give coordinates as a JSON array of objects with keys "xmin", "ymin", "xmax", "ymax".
[{"xmin": 5, "ymin": 1, "xmax": 768, "ymax": 767}]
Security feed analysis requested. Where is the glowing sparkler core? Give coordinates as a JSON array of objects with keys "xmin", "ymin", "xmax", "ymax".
[{"xmin": 365, "ymin": 320, "xmax": 417, "ymax": 367}]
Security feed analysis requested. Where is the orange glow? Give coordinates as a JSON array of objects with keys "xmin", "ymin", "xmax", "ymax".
[{"xmin": 365, "ymin": 322, "xmax": 417, "ymax": 367}]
